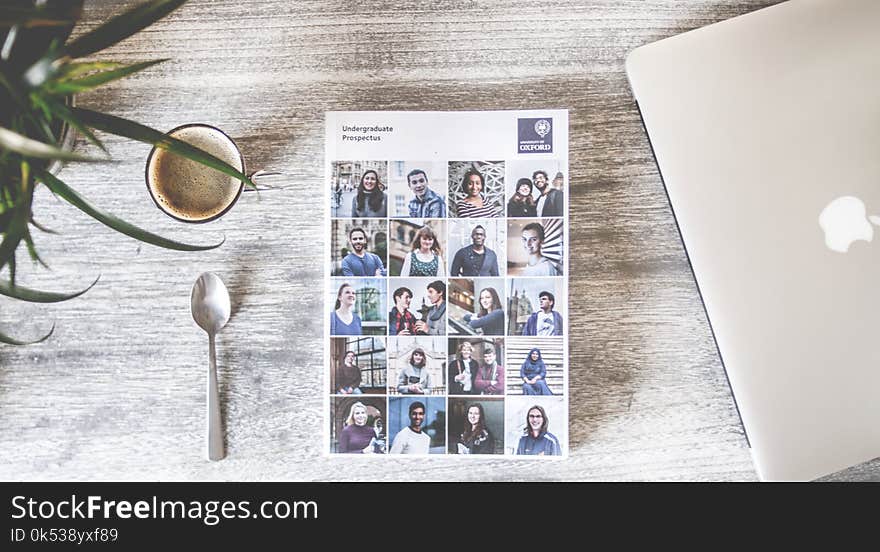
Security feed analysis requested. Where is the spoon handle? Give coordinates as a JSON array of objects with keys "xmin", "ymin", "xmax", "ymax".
[{"xmin": 208, "ymin": 332, "xmax": 225, "ymax": 461}]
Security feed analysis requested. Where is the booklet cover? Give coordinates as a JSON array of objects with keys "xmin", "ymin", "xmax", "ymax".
[{"xmin": 324, "ymin": 110, "xmax": 569, "ymax": 457}]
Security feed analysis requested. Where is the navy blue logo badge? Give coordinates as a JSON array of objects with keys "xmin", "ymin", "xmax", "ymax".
[{"xmin": 518, "ymin": 117, "xmax": 553, "ymax": 154}]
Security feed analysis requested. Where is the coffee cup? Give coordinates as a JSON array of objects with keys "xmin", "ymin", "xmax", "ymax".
[{"xmin": 145, "ymin": 123, "xmax": 281, "ymax": 223}]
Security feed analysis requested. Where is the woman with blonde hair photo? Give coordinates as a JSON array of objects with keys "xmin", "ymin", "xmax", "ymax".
[
  {"xmin": 338, "ymin": 402, "xmax": 384, "ymax": 454},
  {"xmin": 449, "ymin": 341, "xmax": 478, "ymax": 395}
]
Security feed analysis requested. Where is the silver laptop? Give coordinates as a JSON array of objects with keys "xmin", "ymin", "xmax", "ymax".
[{"xmin": 626, "ymin": 0, "xmax": 880, "ymax": 480}]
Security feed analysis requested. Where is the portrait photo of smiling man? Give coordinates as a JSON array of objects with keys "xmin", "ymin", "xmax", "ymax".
[
  {"xmin": 389, "ymin": 397, "xmax": 446, "ymax": 455},
  {"xmin": 330, "ymin": 219, "xmax": 387, "ymax": 277},
  {"xmin": 505, "ymin": 159, "xmax": 566, "ymax": 219},
  {"xmin": 385, "ymin": 160, "xmax": 448, "ymax": 217},
  {"xmin": 341, "ymin": 227, "xmax": 387, "ymax": 277},
  {"xmin": 507, "ymin": 219, "xmax": 564, "ymax": 277},
  {"xmin": 448, "ymin": 220, "xmax": 503, "ymax": 277}
]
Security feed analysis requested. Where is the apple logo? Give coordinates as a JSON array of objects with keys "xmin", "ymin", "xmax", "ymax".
[{"xmin": 818, "ymin": 196, "xmax": 880, "ymax": 253}]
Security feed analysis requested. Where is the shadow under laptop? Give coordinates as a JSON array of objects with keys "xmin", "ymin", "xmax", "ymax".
[{"xmin": 561, "ymin": 47, "xmax": 757, "ymax": 472}]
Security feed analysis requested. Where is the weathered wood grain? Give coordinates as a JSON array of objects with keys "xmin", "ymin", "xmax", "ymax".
[{"xmin": 1, "ymin": 0, "xmax": 871, "ymax": 481}]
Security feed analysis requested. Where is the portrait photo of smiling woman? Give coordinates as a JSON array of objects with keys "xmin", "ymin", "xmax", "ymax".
[
  {"xmin": 448, "ymin": 161, "xmax": 504, "ymax": 218},
  {"xmin": 350, "ymin": 169, "xmax": 387, "ymax": 218},
  {"xmin": 330, "ymin": 161, "xmax": 388, "ymax": 218},
  {"xmin": 447, "ymin": 398, "xmax": 503, "ymax": 454},
  {"xmin": 329, "ymin": 278, "xmax": 387, "ymax": 336},
  {"xmin": 505, "ymin": 159, "xmax": 566, "ymax": 218},
  {"xmin": 388, "ymin": 219, "xmax": 447, "ymax": 277},
  {"xmin": 399, "ymin": 224, "xmax": 446, "ymax": 277},
  {"xmin": 447, "ymin": 278, "xmax": 506, "ymax": 336},
  {"xmin": 332, "ymin": 397, "xmax": 387, "ymax": 454},
  {"xmin": 505, "ymin": 396, "xmax": 566, "ymax": 456}
]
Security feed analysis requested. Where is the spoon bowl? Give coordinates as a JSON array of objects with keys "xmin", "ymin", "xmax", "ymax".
[
  {"xmin": 191, "ymin": 272, "xmax": 230, "ymax": 461},
  {"xmin": 191, "ymin": 272, "xmax": 231, "ymax": 333}
]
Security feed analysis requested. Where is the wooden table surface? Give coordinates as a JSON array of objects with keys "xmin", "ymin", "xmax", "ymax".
[{"xmin": 1, "ymin": 0, "xmax": 876, "ymax": 481}]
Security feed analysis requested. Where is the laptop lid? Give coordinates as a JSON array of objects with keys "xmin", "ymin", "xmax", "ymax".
[{"xmin": 626, "ymin": 0, "xmax": 880, "ymax": 480}]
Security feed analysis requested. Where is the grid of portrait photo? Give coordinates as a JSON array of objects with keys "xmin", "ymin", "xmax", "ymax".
[{"xmin": 327, "ymin": 158, "xmax": 568, "ymax": 457}]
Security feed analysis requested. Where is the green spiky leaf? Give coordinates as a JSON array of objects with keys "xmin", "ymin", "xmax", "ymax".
[
  {"xmin": 29, "ymin": 217, "xmax": 58, "ymax": 235},
  {"xmin": 22, "ymin": 226, "xmax": 48, "ymax": 268},
  {"xmin": 0, "ymin": 275, "xmax": 99, "ymax": 303},
  {"xmin": 55, "ymin": 61, "xmax": 126, "ymax": 80},
  {"xmin": 0, "ymin": 72, "xmax": 56, "ymax": 143},
  {"xmin": 63, "ymin": 0, "xmax": 187, "ymax": 59},
  {"xmin": 71, "ymin": 107, "xmax": 255, "ymax": 188},
  {"xmin": 0, "ymin": 126, "xmax": 102, "ymax": 162},
  {"xmin": 38, "ymin": 95, "xmax": 106, "ymax": 152},
  {"xmin": 0, "ymin": 324, "xmax": 54, "ymax": 346},
  {"xmin": 45, "ymin": 59, "xmax": 167, "ymax": 95},
  {"xmin": 0, "ymin": 171, "xmax": 32, "ymax": 274},
  {"xmin": 36, "ymin": 168, "xmax": 224, "ymax": 252}
]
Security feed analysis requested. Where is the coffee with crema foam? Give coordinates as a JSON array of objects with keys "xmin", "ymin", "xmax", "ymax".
[{"xmin": 146, "ymin": 125, "xmax": 244, "ymax": 222}]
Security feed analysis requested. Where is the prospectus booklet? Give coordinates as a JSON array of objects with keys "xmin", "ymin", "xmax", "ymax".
[{"xmin": 324, "ymin": 110, "xmax": 569, "ymax": 458}]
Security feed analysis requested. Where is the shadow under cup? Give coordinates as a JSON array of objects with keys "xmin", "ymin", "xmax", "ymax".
[{"xmin": 145, "ymin": 124, "xmax": 246, "ymax": 223}]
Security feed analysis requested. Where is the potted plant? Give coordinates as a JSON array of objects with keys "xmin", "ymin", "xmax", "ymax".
[{"xmin": 0, "ymin": 0, "xmax": 253, "ymax": 344}]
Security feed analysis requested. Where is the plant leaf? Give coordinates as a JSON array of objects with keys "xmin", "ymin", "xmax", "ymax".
[
  {"xmin": 30, "ymin": 92, "xmax": 53, "ymax": 121},
  {"xmin": 7, "ymin": 247, "xmax": 16, "ymax": 285},
  {"xmin": 16, "ymin": 161, "xmax": 48, "ymax": 268},
  {"xmin": 55, "ymin": 61, "xmax": 127, "ymax": 80},
  {"xmin": 0, "ymin": 2, "xmax": 82, "ymax": 28},
  {"xmin": 36, "ymin": 169, "xmax": 224, "ymax": 252},
  {"xmin": 29, "ymin": 216, "xmax": 58, "ymax": 235},
  {"xmin": 0, "ymin": 323, "xmax": 54, "ymax": 346},
  {"xmin": 63, "ymin": 0, "xmax": 187, "ymax": 59},
  {"xmin": 0, "ymin": 4, "xmax": 80, "ymax": 28},
  {"xmin": 22, "ymin": 226, "xmax": 48, "ymax": 269},
  {"xmin": 0, "ymin": 275, "xmax": 99, "ymax": 303},
  {"xmin": 71, "ymin": 107, "xmax": 255, "ymax": 188},
  {"xmin": 0, "ymin": 173, "xmax": 32, "ymax": 274},
  {"xmin": 0, "ymin": 126, "xmax": 101, "ymax": 162},
  {"xmin": 40, "ymin": 95, "xmax": 106, "ymax": 152},
  {"xmin": 45, "ymin": 59, "xmax": 167, "ymax": 95},
  {"xmin": 0, "ymin": 71, "xmax": 56, "ymax": 143}
]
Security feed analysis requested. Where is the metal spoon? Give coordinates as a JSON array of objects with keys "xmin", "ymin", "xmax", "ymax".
[{"xmin": 190, "ymin": 272, "xmax": 231, "ymax": 461}]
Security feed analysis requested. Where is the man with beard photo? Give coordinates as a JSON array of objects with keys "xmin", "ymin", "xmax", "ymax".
[
  {"xmin": 341, "ymin": 227, "xmax": 387, "ymax": 277},
  {"xmin": 533, "ymin": 170, "xmax": 563, "ymax": 218}
]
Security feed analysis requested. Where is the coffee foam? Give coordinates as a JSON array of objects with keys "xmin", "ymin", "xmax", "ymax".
[{"xmin": 147, "ymin": 126, "xmax": 243, "ymax": 221}]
